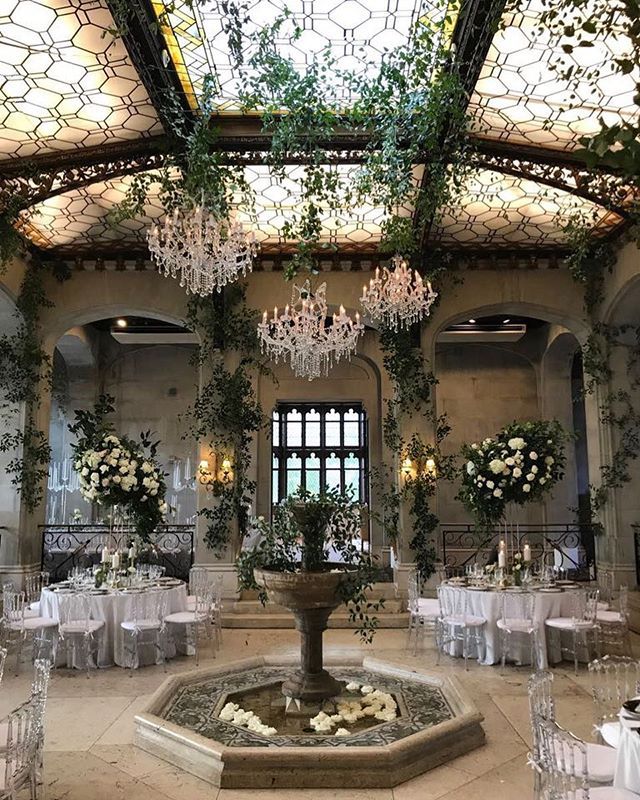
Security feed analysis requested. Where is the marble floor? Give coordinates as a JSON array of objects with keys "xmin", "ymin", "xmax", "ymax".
[{"xmin": 2, "ymin": 628, "xmax": 637, "ymax": 800}]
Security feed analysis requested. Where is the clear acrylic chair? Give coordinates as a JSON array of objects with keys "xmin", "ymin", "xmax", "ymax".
[
  {"xmin": 597, "ymin": 571, "xmax": 615, "ymax": 612},
  {"xmin": 0, "ymin": 647, "xmax": 7, "ymax": 687},
  {"xmin": 497, "ymin": 590, "xmax": 540, "ymax": 673},
  {"xmin": 545, "ymin": 588, "xmax": 601, "ymax": 674},
  {"xmin": 187, "ymin": 567, "xmax": 208, "ymax": 610},
  {"xmin": 121, "ymin": 589, "xmax": 168, "ymax": 674},
  {"xmin": 165, "ymin": 587, "xmax": 209, "ymax": 666},
  {"xmin": 0, "ymin": 691, "xmax": 45, "ymax": 800},
  {"xmin": 436, "ymin": 586, "xmax": 486, "ymax": 670},
  {"xmin": 2, "ymin": 589, "xmax": 57, "ymax": 676},
  {"xmin": 24, "ymin": 573, "xmax": 49, "ymax": 616},
  {"xmin": 58, "ymin": 592, "xmax": 104, "ymax": 677},
  {"xmin": 538, "ymin": 717, "xmax": 634, "ymax": 799},
  {"xmin": 406, "ymin": 573, "xmax": 439, "ymax": 655},
  {"xmin": 210, "ymin": 574, "xmax": 224, "ymax": 650},
  {"xmin": 588, "ymin": 655, "xmax": 640, "ymax": 749},
  {"xmin": 597, "ymin": 586, "xmax": 632, "ymax": 657}
]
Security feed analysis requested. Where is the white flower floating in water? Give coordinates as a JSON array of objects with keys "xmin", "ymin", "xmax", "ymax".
[
  {"xmin": 345, "ymin": 682, "xmax": 360, "ymax": 692},
  {"xmin": 218, "ymin": 702, "xmax": 277, "ymax": 737},
  {"xmin": 335, "ymin": 728, "xmax": 351, "ymax": 737},
  {"xmin": 309, "ymin": 687, "xmax": 398, "ymax": 732}
]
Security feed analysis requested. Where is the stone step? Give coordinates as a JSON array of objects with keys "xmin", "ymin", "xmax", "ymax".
[
  {"xmin": 221, "ymin": 610, "xmax": 410, "ymax": 629},
  {"xmin": 239, "ymin": 581, "xmax": 399, "ymax": 602},
  {"xmin": 628, "ymin": 590, "xmax": 640, "ymax": 634}
]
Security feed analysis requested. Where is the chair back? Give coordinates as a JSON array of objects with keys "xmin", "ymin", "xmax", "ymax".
[
  {"xmin": 437, "ymin": 585, "xmax": 466, "ymax": 622},
  {"xmin": 128, "ymin": 589, "xmax": 168, "ymax": 631},
  {"xmin": 500, "ymin": 590, "xmax": 535, "ymax": 626},
  {"xmin": 588, "ymin": 655, "xmax": 640, "ymax": 725},
  {"xmin": 189, "ymin": 567, "xmax": 209, "ymax": 596},
  {"xmin": 538, "ymin": 718, "xmax": 590, "ymax": 799},
  {"xmin": 32, "ymin": 658, "xmax": 52, "ymax": 702},
  {"xmin": 528, "ymin": 670, "xmax": 555, "ymax": 766},
  {"xmin": 568, "ymin": 588, "xmax": 598, "ymax": 624},
  {"xmin": 2, "ymin": 587, "xmax": 25, "ymax": 626},
  {"xmin": 24, "ymin": 572, "xmax": 49, "ymax": 604},
  {"xmin": 3, "ymin": 693, "xmax": 42, "ymax": 796},
  {"xmin": 597, "ymin": 570, "xmax": 614, "ymax": 606},
  {"xmin": 618, "ymin": 584, "xmax": 629, "ymax": 620},
  {"xmin": 58, "ymin": 592, "xmax": 92, "ymax": 633},
  {"xmin": 407, "ymin": 574, "xmax": 420, "ymax": 614},
  {"xmin": 211, "ymin": 573, "xmax": 224, "ymax": 611}
]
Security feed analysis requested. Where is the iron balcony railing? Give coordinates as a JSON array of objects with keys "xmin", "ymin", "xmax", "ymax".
[
  {"xmin": 439, "ymin": 522, "xmax": 596, "ymax": 581},
  {"xmin": 39, "ymin": 524, "xmax": 195, "ymax": 582}
]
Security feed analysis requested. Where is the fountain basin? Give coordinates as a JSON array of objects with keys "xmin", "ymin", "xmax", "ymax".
[{"xmin": 134, "ymin": 655, "xmax": 485, "ymax": 788}]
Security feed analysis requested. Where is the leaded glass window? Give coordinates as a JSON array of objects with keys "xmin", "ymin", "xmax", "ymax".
[{"xmin": 271, "ymin": 403, "xmax": 368, "ymax": 505}]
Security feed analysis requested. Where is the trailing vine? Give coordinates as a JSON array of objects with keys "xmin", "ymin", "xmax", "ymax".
[
  {"xmin": 0, "ymin": 258, "xmax": 70, "ymax": 512},
  {"xmin": 183, "ymin": 284, "xmax": 270, "ymax": 558}
]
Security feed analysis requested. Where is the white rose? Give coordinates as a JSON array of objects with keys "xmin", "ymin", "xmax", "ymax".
[
  {"xmin": 486, "ymin": 480, "xmax": 494, "ymax": 489},
  {"xmin": 545, "ymin": 456, "xmax": 554, "ymax": 465},
  {"xmin": 101, "ymin": 478, "xmax": 110, "ymax": 487},
  {"xmin": 530, "ymin": 452, "xmax": 538, "ymax": 460},
  {"xmin": 508, "ymin": 437, "xmax": 525, "ymax": 450},
  {"xmin": 142, "ymin": 462, "xmax": 153, "ymax": 473},
  {"xmin": 360, "ymin": 685, "xmax": 374, "ymax": 695},
  {"xmin": 526, "ymin": 473, "xmax": 535, "ymax": 481},
  {"xmin": 505, "ymin": 457, "xmax": 515, "ymax": 466},
  {"xmin": 493, "ymin": 488, "xmax": 503, "ymax": 498},
  {"xmin": 90, "ymin": 472, "xmax": 100, "ymax": 484},
  {"xmin": 113, "ymin": 475, "xmax": 121, "ymax": 484},
  {"xmin": 539, "ymin": 477, "xmax": 546, "ymax": 484},
  {"xmin": 523, "ymin": 484, "xmax": 531, "ymax": 493},
  {"xmin": 466, "ymin": 461, "xmax": 475, "ymax": 475},
  {"xmin": 513, "ymin": 467, "xmax": 522, "ymax": 478},
  {"xmin": 489, "ymin": 459, "xmax": 506, "ymax": 475},
  {"xmin": 119, "ymin": 465, "xmax": 128, "ymax": 474},
  {"xmin": 142, "ymin": 477, "xmax": 151, "ymax": 488},
  {"xmin": 471, "ymin": 443, "xmax": 478, "ymax": 450},
  {"xmin": 150, "ymin": 489, "xmax": 158, "ymax": 496},
  {"xmin": 159, "ymin": 501, "xmax": 168, "ymax": 514},
  {"xmin": 81, "ymin": 467, "xmax": 89, "ymax": 476},
  {"xmin": 99, "ymin": 464, "xmax": 109, "ymax": 473}
]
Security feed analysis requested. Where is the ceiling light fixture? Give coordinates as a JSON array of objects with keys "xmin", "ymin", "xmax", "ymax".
[
  {"xmin": 148, "ymin": 203, "xmax": 258, "ymax": 296},
  {"xmin": 360, "ymin": 255, "xmax": 438, "ymax": 331},
  {"xmin": 258, "ymin": 281, "xmax": 363, "ymax": 381},
  {"xmin": 115, "ymin": 318, "xmax": 128, "ymax": 328},
  {"xmin": 503, "ymin": 318, "xmax": 511, "ymax": 324},
  {"xmin": 468, "ymin": 319, "xmax": 476, "ymax": 324}
]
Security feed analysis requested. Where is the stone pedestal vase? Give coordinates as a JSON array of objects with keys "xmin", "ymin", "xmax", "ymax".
[{"xmin": 254, "ymin": 567, "xmax": 349, "ymax": 702}]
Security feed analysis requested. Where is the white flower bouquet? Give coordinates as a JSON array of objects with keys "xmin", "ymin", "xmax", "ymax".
[
  {"xmin": 69, "ymin": 395, "xmax": 168, "ymax": 542},
  {"xmin": 458, "ymin": 420, "xmax": 567, "ymax": 530}
]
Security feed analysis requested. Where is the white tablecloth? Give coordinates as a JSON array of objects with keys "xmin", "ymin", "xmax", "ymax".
[
  {"xmin": 440, "ymin": 585, "xmax": 584, "ymax": 668},
  {"xmin": 614, "ymin": 706, "xmax": 640, "ymax": 793},
  {"xmin": 40, "ymin": 583, "xmax": 188, "ymax": 668}
]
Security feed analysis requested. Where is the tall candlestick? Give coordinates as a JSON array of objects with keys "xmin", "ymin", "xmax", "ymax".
[{"xmin": 523, "ymin": 542, "xmax": 531, "ymax": 563}]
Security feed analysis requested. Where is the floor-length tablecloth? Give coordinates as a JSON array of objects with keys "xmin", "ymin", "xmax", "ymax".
[
  {"xmin": 614, "ymin": 705, "xmax": 640, "ymax": 793},
  {"xmin": 440, "ymin": 585, "xmax": 585, "ymax": 668},
  {"xmin": 40, "ymin": 583, "xmax": 188, "ymax": 668}
]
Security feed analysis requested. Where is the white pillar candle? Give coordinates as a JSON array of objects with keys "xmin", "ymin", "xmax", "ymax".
[
  {"xmin": 523, "ymin": 543, "xmax": 531, "ymax": 562},
  {"xmin": 111, "ymin": 552, "xmax": 120, "ymax": 570},
  {"xmin": 128, "ymin": 546, "xmax": 135, "ymax": 561},
  {"xmin": 101, "ymin": 546, "xmax": 109, "ymax": 564},
  {"xmin": 498, "ymin": 549, "xmax": 506, "ymax": 569}
]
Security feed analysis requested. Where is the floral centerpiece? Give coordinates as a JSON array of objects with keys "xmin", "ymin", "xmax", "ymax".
[
  {"xmin": 69, "ymin": 395, "xmax": 168, "ymax": 543},
  {"xmin": 457, "ymin": 419, "xmax": 568, "ymax": 531}
]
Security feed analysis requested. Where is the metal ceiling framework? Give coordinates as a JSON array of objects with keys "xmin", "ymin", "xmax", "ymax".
[{"xmin": 0, "ymin": 0, "xmax": 635, "ymax": 267}]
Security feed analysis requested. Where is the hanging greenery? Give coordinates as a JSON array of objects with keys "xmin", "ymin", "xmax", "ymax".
[
  {"xmin": 0, "ymin": 259, "xmax": 70, "ymax": 512},
  {"xmin": 183, "ymin": 284, "xmax": 270, "ymax": 558}
]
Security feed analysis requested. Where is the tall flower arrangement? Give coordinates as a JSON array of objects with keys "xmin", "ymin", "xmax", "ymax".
[
  {"xmin": 69, "ymin": 395, "xmax": 168, "ymax": 542},
  {"xmin": 458, "ymin": 420, "xmax": 568, "ymax": 530}
]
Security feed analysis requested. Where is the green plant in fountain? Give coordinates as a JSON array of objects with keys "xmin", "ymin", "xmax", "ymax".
[{"xmin": 237, "ymin": 488, "xmax": 383, "ymax": 642}]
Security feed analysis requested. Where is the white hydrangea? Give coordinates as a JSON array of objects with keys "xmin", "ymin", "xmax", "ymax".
[
  {"xmin": 489, "ymin": 459, "xmax": 506, "ymax": 475},
  {"xmin": 508, "ymin": 437, "xmax": 526, "ymax": 450}
]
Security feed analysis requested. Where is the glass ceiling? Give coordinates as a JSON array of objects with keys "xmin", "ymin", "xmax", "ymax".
[
  {"xmin": 152, "ymin": 0, "xmax": 452, "ymax": 110},
  {"xmin": 469, "ymin": 0, "xmax": 639, "ymax": 150},
  {"xmin": 432, "ymin": 168, "xmax": 622, "ymax": 248},
  {"xmin": 18, "ymin": 165, "xmax": 415, "ymax": 253},
  {"xmin": 0, "ymin": 0, "xmax": 162, "ymax": 161}
]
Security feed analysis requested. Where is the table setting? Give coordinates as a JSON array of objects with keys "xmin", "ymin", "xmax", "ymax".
[
  {"xmin": 614, "ymin": 697, "xmax": 640, "ymax": 794},
  {"xmin": 40, "ymin": 563, "xmax": 188, "ymax": 668}
]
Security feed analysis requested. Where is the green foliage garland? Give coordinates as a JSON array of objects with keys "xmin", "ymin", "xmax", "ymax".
[
  {"xmin": 184, "ymin": 284, "xmax": 269, "ymax": 558},
  {"xmin": 0, "ymin": 260, "xmax": 69, "ymax": 512}
]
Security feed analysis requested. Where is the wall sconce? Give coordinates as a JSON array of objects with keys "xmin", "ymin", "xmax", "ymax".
[
  {"xmin": 401, "ymin": 457, "xmax": 413, "ymax": 477},
  {"xmin": 219, "ymin": 457, "xmax": 233, "ymax": 483},
  {"xmin": 425, "ymin": 457, "xmax": 437, "ymax": 477},
  {"xmin": 197, "ymin": 459, "xmax": 216, "ymax": 489}
]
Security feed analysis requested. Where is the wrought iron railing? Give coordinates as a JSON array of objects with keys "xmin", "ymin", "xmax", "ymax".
[
  {"xmin": 439, "ymin": 523, "xmax": 596, "ymax": 581},
  {"xmin": 40, "ymin": 524, "xmax": 195, "ymax": 582}
]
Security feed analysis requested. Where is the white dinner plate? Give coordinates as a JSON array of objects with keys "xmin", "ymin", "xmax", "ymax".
[{"xmin": 537, "ymin": 587, "xmax": 562, "ymax": 593}]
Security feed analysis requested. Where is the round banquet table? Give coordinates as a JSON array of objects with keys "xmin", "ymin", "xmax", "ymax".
[
  {"xmin": 40, "ymin": 581, "xmax": 188, "ymax": 669},
  {"xmin": 614, "ymin": 702, "xmax": 640, "ymax": 793},
  {"xmin": 439, "ymin": 584, "xmax": 589, "ymax": 668}
]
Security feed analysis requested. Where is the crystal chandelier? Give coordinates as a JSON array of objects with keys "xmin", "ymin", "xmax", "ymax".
[
  {"xmin": 258, "ymin": 281, "xmax": 364, "ymax": 380},
  {"xmin": 147, "ymin": 203, "xmax": 257, "ymax": 296},
  {"xmin": 360, "ymin": 255, "xmax": 438, "ymax": 330}
]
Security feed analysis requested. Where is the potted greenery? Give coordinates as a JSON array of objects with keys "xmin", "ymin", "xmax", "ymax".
[{"xmin": 237, "ymin": 489, "xmax": 381, "ymax": 703}]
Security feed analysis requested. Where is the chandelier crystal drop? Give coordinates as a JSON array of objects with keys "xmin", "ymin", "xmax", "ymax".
[
  {"xmin": 147, "ymin": 204, "xmax": 258, "ymax": 297},
  {"xmin": 360, "ymin": 255, "xmax": 438, "ymax": 331},
  {"xmin": 257, "ymin": 281, "xmax": 364, "ymax": 381}
]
